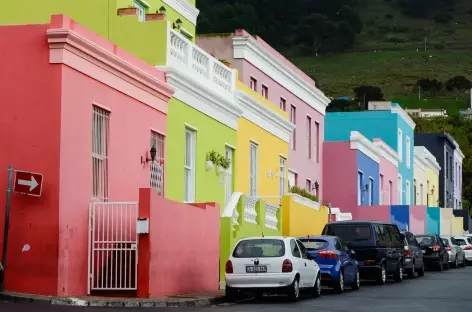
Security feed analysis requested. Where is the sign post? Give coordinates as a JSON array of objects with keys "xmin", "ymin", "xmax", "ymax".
[
  {"xmin": 0, "ymin": 166, "xmax": 14, "ymax": 292},
  {"xmin": 13, "ymin": 171, "xmax": 43, "ymax": 197}
]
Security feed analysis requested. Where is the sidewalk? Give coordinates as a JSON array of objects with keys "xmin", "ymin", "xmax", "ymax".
[{"xmin": 0, "ymin": 290, "xmax": 226, "ymax": 308}]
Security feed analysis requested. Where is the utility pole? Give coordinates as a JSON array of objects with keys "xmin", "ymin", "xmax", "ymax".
[
  {"xmin": 418, "ymin": 84, "xmax": 421, "ymax": 100},
  {"xmin": 424, "ymin": 36, "xmax": 427, "ymax": 52}
]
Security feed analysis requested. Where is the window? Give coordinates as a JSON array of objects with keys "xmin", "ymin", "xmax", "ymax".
[
  {"xmin": 398, "ymin": 174, "xmax": 403, "ymax": 204},
  {"xmin": 368, "ymin": 177, "xmax": 374, "ymax": 206},
  {"xmin": 426, "ymin": 180, "xmax": 430, "ymax": 205},
  {"xmin": 446, "ymin": 152, "xmax": 449, "ymax": 179},
  {"xmin": 420, "ymin": 183, "xmax": 424, "ymax": 205},
  {"xmin": 232, "ymin": 239, "xmax": 285, "ymax": 258},
  {"xmin": 290, "ymin": 239, "xmax": 301, "ymax": 258},
  {"xmin": 380, "ymin": 174, "xmax": 384, "ymax": 204},
  {"xmin": 250, "ymin": 142, "xmax": 258, "ymax": 196},
  {"xmin": 397, "ymin": 129, "xmax": 403, "ymax": 162},
  {"xmin": 306, "ymin": 179, "xmax": 312, "ymax": 193},
  {"xmin": 449, "ymin": 155, "xmax": 453, "ymax": 181},
  {"xmin": 133, "ymin": 0, "xmax": 146, "ymax": 21},
  {"xmin": 262, "ymin": 85, "xmax": 268, "ymax": 99},
  {"xmin": 250, "ymin": 77, "xmax": 257, "ymax": 91},
  {"xmin": 280, "ymin": 98, "xmax": 286, "ymax": 111},
  {"xmin": 455, "ymin": 162, "xmax": 458, "ymax": 187},
  {"xmin": 406, "ymin": 136, "xmax": 411, "ymax": 168},
  {"xmin": 374, "ymin": 224, "xmax": 389, "ymax": 247},
  {"xmin": 389, "ymin": 180, "xmax": 393, "ymax": 205},
  {"xmin": 184, "ymin": 129, "xmax": 196, "ymax": 202},
  {"xmin": 315, "ymin": 122, "xmax": 320, "ymax": 163},
  {"xmin": 296, "ymin": 240, "xmax": 308, "ymax": 259},
  {"xmin": 405, "ymin": 180, "xmax": 411, "ymax": 205},
  {"xmin": 324, "ymin": 224, "xmax": 371, "ymax": 244},
  {"xmin": 358, "ymin": 171, "xmax": 363, "ymax": 205},
  {"xmin": 459, "ymin": 165, "xmax": 462, "ymax": 189},
  {"xmin": 280, "ymin": 156, "xmax": 287, "ymax": 197},
  {"xmin": 224, "ymin": 146, "xmax": 234, "ymax": 205},
  {"xmin": 413, "ymin": 179, "xmax": 417, "ymax": 205},
  {"xmin": 92, "ymin": 106, "xmax": 110, "ymax": 201},
  {"xmin": 150, "ymin": 132, "xmax": 165, "ymax": 196},
  {"xmin": 288, "ymin": 170, "xmax": 297, "ymax": 189},
  {"xmin": 290, "ymin": 105, "xmax": 296, "ymax": 150},
  {"xmin": 306, "ymin": 116, "xmax": 312, "ymax": 159}
]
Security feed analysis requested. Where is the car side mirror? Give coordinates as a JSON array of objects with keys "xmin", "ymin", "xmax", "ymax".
[{"xmin": 307, "ymin": 253, "xmax": 317, "ymax": 260}]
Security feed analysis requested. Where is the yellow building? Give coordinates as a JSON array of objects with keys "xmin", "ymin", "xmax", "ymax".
[
  {"xmin": 415, "ymin": 146, "xmax": 441, "ymax": 206},
  {"xmin": 413, "ymin": 151, "xmax": 428, "ymax": 205}
]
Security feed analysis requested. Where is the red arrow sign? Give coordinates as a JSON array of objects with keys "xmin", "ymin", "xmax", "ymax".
[{"xmin": 14, "ymin": 170, "xmax": 43, "ymax": 197}]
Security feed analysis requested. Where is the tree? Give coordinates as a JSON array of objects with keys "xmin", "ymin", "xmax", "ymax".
[
  {"xmin": 353, "ymin": 86, "xmax": 385, "ymax": 109},
  {"xmin": 416, "ymin": 78, "xmax": 443, "ymax": 96},
  {"xmin": 326, "ymin": 98, "xmax": 363, "ymax": 112}
]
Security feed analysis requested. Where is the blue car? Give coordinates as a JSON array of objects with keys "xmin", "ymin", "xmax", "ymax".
[{"xmin": 298, "ymin": 235, "xmax": 360, "ymax": 293}]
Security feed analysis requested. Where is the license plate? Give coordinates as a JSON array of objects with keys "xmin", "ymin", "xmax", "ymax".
[
  {"xmin": 422, "ymin": 250, "xmax": 425, "ymax": 253},
  {"xmin": 246, "ymin": 265, "xmax": 267, "ymax": 273}
]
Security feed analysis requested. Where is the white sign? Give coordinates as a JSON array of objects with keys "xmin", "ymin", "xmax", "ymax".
[{"xmin": 368, "ymin": 101, "xmax": 392, "ymax": 111}]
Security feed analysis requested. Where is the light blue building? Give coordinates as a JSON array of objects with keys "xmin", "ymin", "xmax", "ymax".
[{"xmin": 325, "ymin": 103, "xmax": 416, "ymax": 205}]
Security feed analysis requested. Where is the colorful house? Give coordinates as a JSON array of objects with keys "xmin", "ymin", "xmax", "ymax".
[
  {"xmin": 452, "ymin": 139, "xmax": 465, "ymax": 210},
  {"xmin": 413, "ymin": 149, "xmax": 428, "ymax": 206},
  {"xmin": 414, "ymin": 146, "xmax": 441, "ymax": 207},
  {"xmin": 0, "ymin": 15, "xmax": 174, "ymax": 296},
  {"xmin": 373, "ymin": 139, "xmax": 399, "ymax": 205},
  {"xmin": 196, "ymin": 30, "xmax": 330, "ymax": 200},
  {"xmin": 323, "ymin": 131, "xmax": 381, "ymax": 215},
  {"xmin": 325, "ymin": 102, "xmax": 416, "ymax": 205}
]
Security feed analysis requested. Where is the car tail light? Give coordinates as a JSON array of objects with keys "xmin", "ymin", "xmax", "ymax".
[
  {"xmin": 318, "ymin": 250, "xmax": 338, "ymax": 259},
  {"xmin": 225, "ymin": 260, "xmax": 233, "ymax": 274},
  {"xmin": 432, "ymin": 245, "xmax": 440, "ymax": 252},
  {"xmin": 463, "ymin": 246, "xmax": 472, "ymax": 251},
  {"xmin": 282, "ymin": 259, "xmax": 293, "ymax": 273},
  {"xmin": 447, "ymin": 246, "xmax": 452, "ymax": 251},
  {"xmin": 403, "ymin": 246, "xmax": 410, "ymax": 257}
]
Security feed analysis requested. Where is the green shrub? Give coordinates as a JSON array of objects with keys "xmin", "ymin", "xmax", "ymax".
[{"xmin": 289, "ymin": 186, "xmax": 319, "ymax": 202}]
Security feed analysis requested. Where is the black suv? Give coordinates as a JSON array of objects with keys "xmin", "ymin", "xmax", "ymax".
[
  {"xmin": 322, "ymin": 221, "xmax": 405, "ymax": 285},
  {"xmin": 415, "ymin": 234, "xmax": 449, "ymax": 271},
  {"xmin": 400, "ymin": 231, "xmax": 425, "ymax": 278}
]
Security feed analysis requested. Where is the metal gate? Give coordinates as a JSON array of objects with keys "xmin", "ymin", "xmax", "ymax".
[{"xmin": 88, "ymin": 201, "xmax": 138, "ymax": 294}]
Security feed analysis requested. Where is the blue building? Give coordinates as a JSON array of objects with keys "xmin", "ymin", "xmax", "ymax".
[{"xmin": 325, "ymin": 102, "xmax": 416, "ymax": 205}]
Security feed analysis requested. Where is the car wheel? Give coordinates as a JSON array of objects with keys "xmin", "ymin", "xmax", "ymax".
[
  {"xmin": 312, "ymin": 274, "xmax": 321, "ymax": 298},
  {"xmin": 225, "ymin": 286, "xmax": 238, "ymax": 302},
  {"xmin": 394, "ymin": 262, "xmax": 403, "ymax": 282},
  {"xmin": 444, "ymin": 259, "xmax": 450, "ymax": 270},
  {"xmin": 453, "ymin": 257, "xmax": 458, "ymax": 268},
  {"xmin": 438, "ymin": 260, "xmax": 444, "ymax": 271},
  {"xmin": 351, "ymin": 269, "xmax": 360, "ymax": 290},
  {"xmin": 376, "ymin": 264, "xmax": 387, "ymax": 285},
  {"xmin": 287, "ymin": 276, "xmax": 300, "ymax": 302},
  {"xmin": 407, "ymin": 262, "xmax": 415, "ymax": 279},
  {"xmin": 334, "ymin": 271, "xmax": 344, "ymax": 293},
  {"xmin": 417, "ymin": 263, "xmax": 425, "ymax": 277}
]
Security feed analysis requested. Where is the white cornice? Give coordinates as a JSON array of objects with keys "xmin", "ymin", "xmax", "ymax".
[
  {"xmin": 414, "ymin": 153, "xmax": 427, "ymax": 172},
  {"xmin": 415, "ymin": 146, "xmax": 441, "ymax": 174},
  {"xmin": 236, "ymin": 90, "xmax": 295, "ymax": 143},
  {"xmin": 350, "ymin": 131, "xmax": 381, "ymax": 164},
  {"xmin": 162, "ymin": 0, "xmax": 199, "ymax": 25},
  {"xmin": 159, "ymin": 66, "xmax": 243, "ymax": 130},
  {"xmin": 373, "ymin": 140, "xmax": 399, "ymax": 167},
  {"xmin": 392, "ymin": 105, "xmax": 416, "ymax": 129},
  {"xmin": 452, "ymin": 139, "xmax": 465, "ymax": 160},
  {"xmin": 232, "ymin": 36, "xmax": 330, "ymax": 115},
  {"xmin": 287, "ymin": 193, "xmax": 320, "ymax": 210}
]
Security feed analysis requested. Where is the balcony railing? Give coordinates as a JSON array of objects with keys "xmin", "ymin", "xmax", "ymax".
[{"xmin": 168, "ymin": 29, "xmax": 235, "ymax": 96}]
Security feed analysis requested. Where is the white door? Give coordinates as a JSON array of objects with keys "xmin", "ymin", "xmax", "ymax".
[{"xmin": 225, "ymin": 147, "xmax": 233, "ymax": 205}]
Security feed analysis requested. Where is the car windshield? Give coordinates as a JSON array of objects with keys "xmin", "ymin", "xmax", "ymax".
[
  {"xmin": 232, "ymin": 239, "xmax": 285, "ymax": 258},
  {"xmin": 455, "ymin": 238, "xmax": 467, "ymax": 246},
  {"xmin": 299, "ymin": 239, "xmax": 329, "ymax": 251},
  {"xmin": 416, "ymin": 236, "xmax": 434, "ymax": 246},
  {"xmin": 324, "ymin": 224, "xmax": 371, "ymax": 243},
  {"xmin": 441, "ymin": 238, "xmax": 450, "ymax": 246}
]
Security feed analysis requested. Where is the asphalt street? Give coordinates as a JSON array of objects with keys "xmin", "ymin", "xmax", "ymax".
[{"xmin": 1, "ymin": 267, "xmax": 471, "ymax": 312}]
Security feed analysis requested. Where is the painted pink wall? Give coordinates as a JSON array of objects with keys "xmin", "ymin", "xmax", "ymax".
[
  {"xmin": 379, "ymin": 158, "xmax": 398, "ymax": 205},
  {"xmin": 144, "ymin": 191, "xmax": 220, "ymax": 297},
  {"xmin": 409, "ymin": 206, "xmax": 426, "ymax": 234},
  {"xmin": 356, "ymin": 206, "xmax": 391, "ymax": 222},
  {"xmin": 323, "ymin": 142, "xmax": 357, "ymax": 215}
]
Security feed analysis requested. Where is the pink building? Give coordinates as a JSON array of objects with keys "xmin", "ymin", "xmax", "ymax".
[
  {"xmin": 197, "ymin": 30, "xmax": 330, "ymax": 199},
  {"xmin": 0, "ymin": 15, "xmax": 174, "ymax": 296},
  {"xmin": 373, "ymin": 138, "xmax": 399, "ymax": 205}
]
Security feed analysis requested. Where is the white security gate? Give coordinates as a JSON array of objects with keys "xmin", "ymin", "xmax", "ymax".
[{"xmin": 88, "ymin": 201, "xmax": 138, "ymax": 293}]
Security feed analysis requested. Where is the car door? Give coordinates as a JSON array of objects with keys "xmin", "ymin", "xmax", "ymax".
[
  {"xmin": 337, "ymin": 238, "xmax": 354, "ymax": 281},
  {"xmin": 407, "ymin": 232, "xmax": 423, "ymax": 267},
  {"xmin": 451, "ymin": 237, "xmax": 462, "ymax": 260},
  {"xmin": 297, "ymin": 240, "xmax": 316, "ymax": 285},
  {"xmin": 290, "ymin": 239, "xmax": 307, "ymax": 287},
  {"xmin": 386, "ymin": 225, "xmax": 402, "ymax": 272},
  {"xmin": 436, "ymin": 235, "xmax": 448, "ymax": 264}
]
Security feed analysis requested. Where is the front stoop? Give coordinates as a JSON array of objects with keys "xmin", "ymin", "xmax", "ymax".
[{"xmin": 0, "ymin": 291, "xmax": 226, "ymax": 308}]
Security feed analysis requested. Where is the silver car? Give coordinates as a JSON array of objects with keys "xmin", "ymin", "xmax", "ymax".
[{"xmin": 441, "ymin": 236, "xmax": 466, "ymax": 268}]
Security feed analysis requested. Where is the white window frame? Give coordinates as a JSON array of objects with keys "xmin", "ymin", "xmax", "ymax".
[
  {"xmin": 405, "ymin": 179, "xmax": 411, "ymax": 205},
  {"xmin": 262, "ymin": 84, "xmax": 268, "ymax": 99},
  {"xmin": 314, "ymin": 121, "xmax": 319, "ymax": 163},
  {"xmin": 92, "ymin": 106, "xmax": 110, "ymax": 201},
  {"xmin": 357, "ymin": 171, "xmax": 363, "ymax": 205},
  {"xmin": 250, "ymin": 76, "xmax": 257, "ymax": 91},
  {"xmin": 184, "ymin": 128, "xmax": 196, "ymax": 203},
  {"xmin": 290, "ymin": 105, "xmax": 296, "ymax": 150},
  {"xmin": 249, "ymin": 142, "xmax": 258, "ymax": 196},
  {"xmin": 398, "ymin": 174, "xmax": 403, "ymax": 204},
  {"xmin": 280, "ymin": 97, "xmax": 286, "ymax": 111},
  {"xmin": 280, "ymin": 156, "xmax": 287, "ymax": 197},
  {"xmin": 398, "ymin": 128, "xmax": 403, "ymax": 162},
  {"xmin": 224, "ymin": 146, "xmax": 234, "ymax": 205},
  {"xmin": 133, "ymin": 0, "xmax": 146, "ymax": 21},
  {"xmin": 420, "ymin": 183, "xmax": 424, "ymax": 205},
  {"xmin": 406, "ymin": 136, "xmax": 411, "ymax": 168},
  {"xmin": 389, "ymin": 180, "xmax": 393, "ymax": 205},
  {"xmin": 306, "ymin": 178, "xmax": 312, "ymax": 193},
  {"xmin": 288, "ymin": 169, "xmax": 297, "ymax": 190},
  {"xmin": 150, "ymin": 131, "xmax": 165, "ymax": 196},
  {"xmin": 379, "ymin": 174, "xmax": 384, "ymax": 205},
  {"xmin": 306, "ymin": 116, "xmax": 311, "ymax": 159},
  {"xmin": 368, "ymin": 177, "xmax": 374, "ymax": 206}
]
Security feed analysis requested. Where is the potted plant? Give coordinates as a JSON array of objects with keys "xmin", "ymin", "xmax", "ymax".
[
  {"xmin": 206, "ymin": 150, "xmax": 218, "ymax": 171},
  {"xmin": 216, "ymin": 154, "xmax": 231, "ymax": 175}
]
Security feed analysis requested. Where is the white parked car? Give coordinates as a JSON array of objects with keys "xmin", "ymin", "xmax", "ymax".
[
  {"xmin": 225, "ymin": 236, "xmax": 321, "ymax": 301},
  {"xmin": 454, "ymin": 235, "xmax": 472, "ymax": 265}
]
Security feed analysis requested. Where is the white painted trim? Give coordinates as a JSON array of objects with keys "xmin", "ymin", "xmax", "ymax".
[
  {"xmin": 162, "ymin": 0, "xmax": 199, "ymax": 25},
  {"xmin": 414, "ymin": 153, "xmax": 427, "ymax": 171},
  {"xmin": 349, "ymin": 131, "xmax": 381, "ymax": 163},
  {"xmin": 391, "ymin": 105, "xmax": 416, "ymax": 129},
  {"xmin": 415, "ymin": 146, "xmax": 441, "ymax": 174},
  {"xmin": 225, "ymin": 143, "xmax": 236, "ymax": 150},
  {"xmin": 250, "ymin": 139, "xmax": 260, "ymax": 145},
  {"xmin": 236, "ymin": 90, "xmax": 295, "ymax": 143},
  {"xmin": 232, "ymin": 36, "xmax": 330, "ymax": 115},
  {"xmin": 180, "ymin": 27, "xmax": 194, "ymax": 39},
  {"xmin": 279, "ymin": 153, "xmax": 288, "ymax": 159},
  {"xmin": 397, "ymin": 128, "xmax": 403, "ymax": 163},
  {"xmin": 135, "ymin": 0, "xmax": 150, "ymax": 8},
  {"xmin": 184, "ymin": 123, "xmax": 198, "ymax": 131},
  {"xmin": 221, "ymin": 192, "xmax": 243, "ymax": 218},
  {"xmin": 373, "ymin": 140, "xmax": 399, "ymax": 167},
  {"xmin": 287, "ymin": 193, "xmax": 320, "ymax": 211},
  {"xmin": 159, "ymin": 66, "xmax": 243, "ymax": 130},
  {"xmin": 452, "ymin": 139, "xmax": 465, "ymax": 160},
  {"xmin": 406, "ymin": 136, "xmax": 411, "ymax": 169},
  {"xmin": 288, "ymin": 168, "xmax": 298, "ymax": 174}
]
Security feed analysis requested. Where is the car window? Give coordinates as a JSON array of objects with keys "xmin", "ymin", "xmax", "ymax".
[
  {"xmin": 467, "ymin": 238, "xmax": 472, "ymax": 244},
  {"xmin": 437, "ymin": 236, "xmax": 445, "ymax": 247},
  {"xmin": 441, "ymin": 238, "xmax": 450, "ymax": 246},
  {"xmin": 338, "ymin": 238, "xmax": 349, "ymax": 251},
  {"xmin": 451, "ymin": 237, "xmax": 457, "ymax": 245},
  {"xmin": 325, "ymin": 224, "xmax": 371, "ymax": 244},
  {"xmin": 334, "ymin": 239, "xmax": 343, "ymax": 251},
  {"xmin": 375, "ymin": 224, "xmax": 389, "ymax": 247},
  {"xmin": 416, "ymin": 236, "xmax": 434, "ymax": 246},
  {"xmin": 296, "ymin": 240, "xmax": 308, "ymax": 259},
  {"xmin": 232, "ymin": 239, "xmax": 285, "ymax": 258},
  {"xmin": 299, "ymin": 239, "xmax": 329, "ymax": 251},
  {"xmin": 407, "ymin": 233, "xmax": 419, "ymax": 247},
  {"xmin": 455, "ymin": 238, "xmax": 467, "ymax": 246},
  {"xmin": 291, "ymin": 239, "xmax": 301, "ymax": 258},
  {"xmin": 387, "ymin": 225, "xmax": 403, "ymax": 248}
]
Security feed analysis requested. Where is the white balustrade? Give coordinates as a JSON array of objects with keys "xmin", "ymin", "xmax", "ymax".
[
  {"xmin": 168, "ymin": 29, "xmax": 234, "ymax": 94},
  {"xmin": 232, "ymin": 204, "xmax": 239, "ymax": 229},
  {"xmin": 244, "ymin": 196, "xmax": 258, "ymax": 224},
  {"xmin": 265, "ymin": 203, "xmax": 279, "ymax": 230}
]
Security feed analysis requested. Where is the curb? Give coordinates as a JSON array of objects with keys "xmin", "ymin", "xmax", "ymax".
[{"xmin": 0, "ymin": 292, "xmax": 227, "ymax": 308}]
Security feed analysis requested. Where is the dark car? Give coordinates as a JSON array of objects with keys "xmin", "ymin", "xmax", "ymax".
[
  {"xmin": 322, "ymin": 221, "xmax": 405, "ymax": 285},
  {"xmin": 400, "ymin": 231, "xmax": 425, "ymax": 278},
  {"xmin": 415, "ymin": 234, "xmax": 449, "ymax": 271}
]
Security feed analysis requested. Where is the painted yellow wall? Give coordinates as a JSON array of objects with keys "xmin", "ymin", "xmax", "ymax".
[
  {"xmin": 426, "ymin": 168, "xmax": 439, "ymax": 206},
  {"xmin": 440, "ymin": 208, "xmax": 453, "ymax": 235},
  {"xmin": 282, "ymin": 195, "xmax": 329, "ymax": 236},
  {"xmin": 452, "ymin": 217, "xmax": 463, "ymax": 235},
  {"xmin": 413, "ymin": 161, "xmax": 427, "ymax": 206},
  {"xmin": 236, "ymin": 81, "xmax": 288, "ymax": 119}
]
